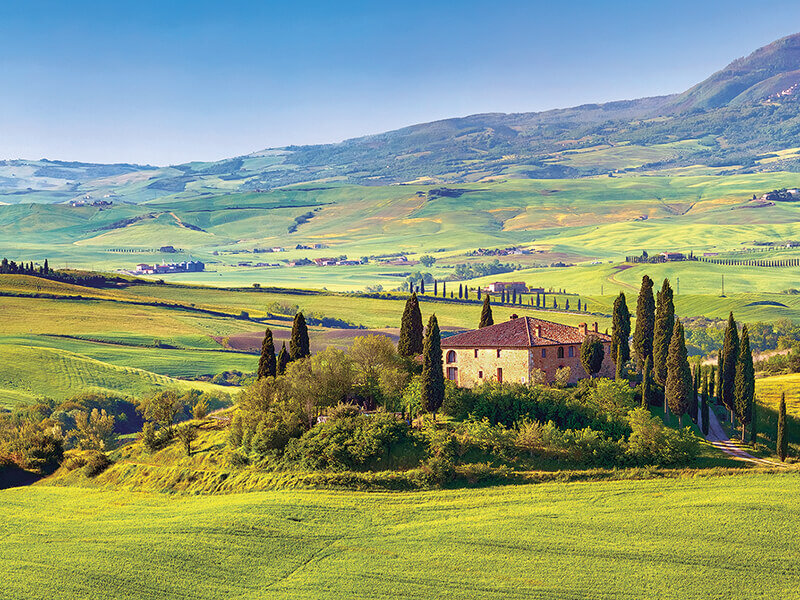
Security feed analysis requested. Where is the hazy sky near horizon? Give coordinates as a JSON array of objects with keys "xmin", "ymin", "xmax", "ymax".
[{"xmin": 2, "ymin": 0, "xmax": 800, "ymax": 165}]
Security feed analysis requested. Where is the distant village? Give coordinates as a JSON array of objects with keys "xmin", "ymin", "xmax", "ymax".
[{"xmin": 133, "ymin": 260, "xmax": 205, "ymax": 275}]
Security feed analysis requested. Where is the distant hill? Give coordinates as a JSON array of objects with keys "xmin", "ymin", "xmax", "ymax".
[{"xmin": 3, "ymin": 33, "xmax": 800, "ymax": 203}]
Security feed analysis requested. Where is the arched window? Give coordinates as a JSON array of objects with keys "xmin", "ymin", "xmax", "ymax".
[
  {"xmin": 446, "ymin": 350, "xmax": 457, "ymax": 364},
  {"xmin": 557, "ymin": 347, "xmax": 565, "ymax": 359}
]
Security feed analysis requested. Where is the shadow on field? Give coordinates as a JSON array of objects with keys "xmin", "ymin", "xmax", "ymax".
[{"xmin": 0, "ymin": 464, "xmax": 42, "ymax": 489}]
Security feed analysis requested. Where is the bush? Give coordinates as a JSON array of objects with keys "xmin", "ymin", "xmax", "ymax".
[
  {"xmin": 82, "ymin": 451, "xmax": 112, "ymax": 477},
  {"xmin": 284, "ymin": 413, "xmax": 425, "ymax": 471},
  {"xmin": 192, "ymin": 398, "xmax": 210, "ymax": 420},
  {"xmin": 141, "ymin": 422, "xmax": 161, "ymax": 453},
  {"xmin": 625, "ymin": 408, "xmax": 700, "ymax": 466}
]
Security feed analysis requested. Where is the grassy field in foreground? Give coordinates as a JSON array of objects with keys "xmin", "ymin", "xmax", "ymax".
[{"xmin": 2, "ymin": 474, "xmax": 799, "ymax": 599}]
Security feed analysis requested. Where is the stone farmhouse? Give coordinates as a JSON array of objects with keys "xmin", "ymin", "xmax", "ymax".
[{"xmin": 441, "ymin": 316, "xmax": 614, "ymax": 386}]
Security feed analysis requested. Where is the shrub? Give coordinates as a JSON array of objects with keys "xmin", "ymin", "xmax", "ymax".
[
  {"xmin": 82, "ymin": 451, "xmax": 112, "ymax": 477},
  {"xmin": 141, "ymin": 422, "xmax": 160, "ymax": 453},
  {"xmin": 192, "ymin": 398, "xmax": 210, "ymax": 420},
  {"xmin": 554, "ymin": 366, "xmax": 571, "ymax": 388},
  {"xmin": 625, "ymin": 408, "xmax": 700, "ymax": 466},
  {"xmin": 284, "ymin": 413, "xmax": 424, "ymax": 471}
]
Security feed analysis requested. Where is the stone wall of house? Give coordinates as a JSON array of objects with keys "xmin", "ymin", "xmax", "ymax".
[
  {"xmin": 443, "ymin": 341, "xmax": 615, "ymax": 387},
  {"xmin": 443, "ymin": 347, "xmax": 532, "ymax": 387}
]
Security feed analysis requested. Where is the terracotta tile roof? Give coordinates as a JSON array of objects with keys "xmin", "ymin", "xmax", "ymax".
[{"xmin": 441, "ymin": 316, "xmax": 610, "ymax": 348}]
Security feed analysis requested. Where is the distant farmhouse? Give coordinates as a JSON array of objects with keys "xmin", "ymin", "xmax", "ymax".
[
  {"xmin": 442, "ymin": 316, "xmax": 613, "ymax": 386},
  {"xmin": 134, "ymin": 261, "xmax": 204, "ymax": 275},
  {"xmin": 483, "ymin": 281, "xmax": 544, "ymax": 294},
  {"xmin": 69, "ymin": 199, "xmax": 112, "ymax": 207}
]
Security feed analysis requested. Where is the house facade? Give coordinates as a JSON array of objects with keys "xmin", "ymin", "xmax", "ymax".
[{"xmin": 441, "ymin": 316, "xmax": 614, "ymax": 386}]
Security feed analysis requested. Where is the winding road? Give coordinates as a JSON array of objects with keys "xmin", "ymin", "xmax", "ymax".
[{"xmin": 702, "ymin": 407, "xmax": 786, "ymax": 467}]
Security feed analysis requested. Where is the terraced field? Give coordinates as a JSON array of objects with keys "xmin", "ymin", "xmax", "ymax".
[{"xmin": 3, "ymin": 473, "xmax": 799, "ymax": 599}]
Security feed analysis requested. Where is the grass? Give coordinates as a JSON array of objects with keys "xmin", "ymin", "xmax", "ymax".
[{"xmin": 2, "ymin": 473, "xmax": 799, "ymax": 599}]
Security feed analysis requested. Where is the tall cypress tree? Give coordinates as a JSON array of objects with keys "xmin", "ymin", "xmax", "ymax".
[
  {"xmin": 479, "ymin": 295, "xmax": 494, "ymax": 328},
  {"xmin": 398, "ymin": 292, "xmax": 424, "ymax": 357},
  {"xmin": 615, "ymin": 344, "xmax": 625, "ymax": 381},
  {"xmin": 689, "ymin": 364, "xmax": 699, "ymax": 423},
  {"xmin": 708, "ymin": 365, "xmax": 716, "ymax": 402},
  {"xmin": 641, "ymin": 356, "xmax": 653, "ymax": 408},
  {"xmin": 442, "ymin": 281, "xmax": 446, "ymax": 298},
  {"xmin": 777, "ymin": 393, "xmax": 788, "ymax": 461},
  {"xmin": 700, "ymin": 371, "xmax": 710, "ymax": 436},
  {"xmin": 434, "ymin": 280, "xmax": 438, "ymax": 296},
  {"xmin": 420, "ymin": 279, "xmax": 425, "ymax": 294},
  {"xmin": 289, "ymin": 312, "xmax": 310, "ymax": 361},
  {"xmin": 277, "ymin": 342, "xmax": 289, "ymax": 374},
  {"xmin": 459, "ymin": 284, "xmax": 463, "ymax": 299},
  {"xmin": 611, "ymin": 292, "xmax": 631, "ymax": 368},
  {"xmin": 652, "ymin": 279, "xmax": 675, "ymax": 386},
  {"xmin": 733, "ymin": 325, "xmax": 755, "ymax": 442},
  {"xmin": 633, "ymin": 275, "xmax": 656, "ymax": 371},
  {"xmin": 665, "ymin": 320, "xmax": 691, "ymax": 426},
  {"xmin": 720, "ymin": 312, "xmax": 739, "ymax": 423},
  {"xmin": 420, "ymin": 314, "xmax": 444, "ymax": 419},
  {"xmin": 257, "ymin": 328, "xmax": 276, "ymax": 379}
]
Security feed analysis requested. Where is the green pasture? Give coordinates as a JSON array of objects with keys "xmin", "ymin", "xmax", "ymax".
[{"xmin": 3, "ymin": 473, "xmax": 800, "ymax": 599}]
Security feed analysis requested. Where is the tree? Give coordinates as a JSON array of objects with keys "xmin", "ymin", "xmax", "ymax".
[
  {"xmin": 611, "ymin": 292, "xmax": 631, "ymax": 368},
  {"xmin": 137, "ymin": 390, "xmax": 184, "ymax": 436},
  {"xmin": 420, "ymin": 315, "xmax": 444, "ymax": 419},
  {"xmin": 348, "ymin": 334, "xmax": 408, "ymax": 410},
  {"xmin": 700, "ymin": 371, "xmax": 710, "ymax": 436},
  {"xmin": 277, "ymin": 342, "xmax": 289, "ymax": 374},
  {"xmin": 633, "ymin": 275, "xmax": 655, "ymax": 371},
  {"xmin": 175, "ymin": 424, "xmax": 198, "ymax": 455},
  {"xmin": 565, "ymin": 299, "xmax": 570, "ymax": 310},
  {"xmin": 479, "ymin": 295, "xmax": 494, "ymax": 328},
  {"xmin": 398, "ymin": 292, "xmax": 424, "ymax": 357},
  {"xmin": 419, "ymin": 255, "xmax": 435, "ymax": 267},
  {"xmin": 733, "ymin": 325, "xmax": 755, "ymax": 442},
  {"xmin": 434, "ymin": 280, "xmax": 438, "ymax": 295},
  {"xmin": 420, "ymin": 279, "xmax": 425, "ymax": 294},
  {"xmin": 580, "ymin": 335, "xmax": 604, "ymax": 379},
  {"xmin": 640, "ymin": 356, "xmax": 653, "ymax": 408},
  {"xmin": 665, "ymin": 321, "xmax": 692, "ymax": 426},
  {"xmin": 652, "ymin": 279, "xmax": 675, "ymax": 386},
  {"xmin": 74, "ymin": 409, "xmax": 116, "ymax": 451},
  {"xmin": 720, "ymin": 312, "xmax": 739, "ymax": 423},
  {"xmin": 442, "ymin": 281, "xmax": 446, "ymax": 297},
  {"xmin": 257, "ymin": 328, "xmax": 277, "ymax": 379},
  {"xmin": 614, "ymin": 344, "xmax": 625, "ymax": 381},
  {"xmin": 777, "ymin": 393, "xmax": 788, "ymax": 461},
  {"xmin": 689, "ymin": 365, "xmax": 699, "ymax": 423},
  {"xmin": 289, "ymin": 312, "xmax": 310, "ymax": 361},
  {"xmin": 459, "ymin": 284, "xmax": 463, "ymax": 299}
]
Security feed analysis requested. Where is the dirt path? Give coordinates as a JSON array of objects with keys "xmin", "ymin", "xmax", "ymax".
[{"xmin": 703, "ymin": 407, "xmax": 786, "ymax": 467}]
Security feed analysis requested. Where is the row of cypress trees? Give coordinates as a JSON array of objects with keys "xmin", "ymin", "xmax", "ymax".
[{"xmin": 257, "ymin": 312, "xmax": 311, "ymax": 379}]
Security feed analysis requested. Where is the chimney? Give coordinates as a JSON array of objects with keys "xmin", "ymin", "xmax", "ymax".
[
  {"xmin": 534, "ymin": 325, "xmax": 542, "ymax": 337},
  {"xmin": 578, "ymin": 323, "xmax": 588, "ymax": 336},
  {"xmin": 593, "ymin": 322, "xmax": 598, "ymax": 333}
]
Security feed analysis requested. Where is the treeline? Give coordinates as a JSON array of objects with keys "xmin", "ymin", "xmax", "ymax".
[
  {"xmin": 0, "ymin": 257, "xmax": 127, "ymax": 288},
  {"xmin": 698, "ymin": 257, "xmax": 800, "ymax": 267},
  {"xmin": 453, "ymin": 260, "xmax": 520, "ymax": 280}
]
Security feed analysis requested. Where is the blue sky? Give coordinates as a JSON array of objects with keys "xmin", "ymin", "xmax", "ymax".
[{"xmin": 1, "ymin": 0, "xmax": 800, "ymax": 165}]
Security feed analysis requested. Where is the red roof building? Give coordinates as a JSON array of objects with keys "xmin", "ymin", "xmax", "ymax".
[{"xmin": 441, "ymin": 316, "xmax": 614, "ymax": 386}]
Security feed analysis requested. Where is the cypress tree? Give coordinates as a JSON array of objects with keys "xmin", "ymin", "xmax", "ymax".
[
  {"xmin": 442, "ymin": 281, "xmax": 446, "ymax": 297},
  {"xmin": 479, "ymin": 295, "xmax": 494, "ymax": 328},
  {"xmin": 708, "ymin": 365, "xmax": 716, "ymax": 402},
  {"xmin": 720, "ymin": 312, "xmax": 739, "ymax": 423},
  {"xmin": 577, "ymin": 298, "xmax": 582, "ymax": 311},
  {"xmin": 257, "ymin": 328, "xmax": 276, "ymax": 379},
  {"xmin": 665, "ymin": 320, "xmax": 691, "ymax": 426},
  {"xmin": 701, "ymin": 371, "xmax": 710, "ymax": 436},
  {"xmin": 777, "ymin": 393, "xmax": 788, "ymax": 461},
  {"xmin": 652, "ymin": 279, "xmax": 675, "ymax": 386},
  {"xmin": 501, "ymin": 290, "xmax": 506, "ymax": 303},
  {"xmin": 465, "ymin": 287, "xmax": 469, "ymax": 300},
  {"xmin": 459, "ymin": 284, "xmax": 463, "ymax": 299},
  {"xmin": 584, "ymin": 302, "xmax": 588, "ymax": 312},
  {"xmin": 611, "ymin": 292, "xmax": 631, "ymax": 368},
  {"xmin": 477, "ymin": 287, "xmax": 481, "ymax": 300},
  {"xmin": 289, "ymin": 312, "xmax": 310, "ymax": 361},
  {"xmin": 580, "ymin": 335, "xmax": 605, "ymax": 379},
  {"xmin": 512, "ymin": 289, "xmax": 517, "ymax": 304},
  {"xmin": 536, "ymin": 293, "xmax": 540, "ymax": 308},
  {"xmin": 398, "ymin": 292, "xmax": 424, "ymax": 357},
  {"xmin": 615, "ymin": 344, "xmax": 625, "ymax": 381},
  {"xmin": 277, "ymin": 342, "xmax": 289, "ymax": 374},
  {"xmin": 641, "ymin": 356, "xmax": 653, "ymax": 408},
  {"xmin": 434, "ymin": 280, "xmax": 438, "ymax": 296},
  {"xmin": 553, "ymin": 297, "xmax": 557, "ymax": 309},
  {"xmin": 420, "ymin": 314, "xmax": 445, "ymax": 419},
  {"xmin": 565, "ymin": 299, "xmax": 570, "ymax": 311},
  {"xmin": 420, "ymin": 279, "xmax": 425, "ymax": 294},
  {"xmin": 633, "ymin": 275, "xmax": 656, "ymax": 371},
  {"xmin": 733, "ymin": 325, "xmax": 754, "ymax": 442},
  {"xmin": 43, "ymin": 258, "xmax": 49, "ymax": 274}
]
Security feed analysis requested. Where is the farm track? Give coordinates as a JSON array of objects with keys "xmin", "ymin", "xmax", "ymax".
[{"xmin": 704, "ymin": 407, "xmax": 787, "ymax": 467}]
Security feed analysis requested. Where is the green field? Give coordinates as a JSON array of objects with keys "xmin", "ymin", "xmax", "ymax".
[{"xmin": 2, "ymin": 474, "xmax": 798, "ymax": 599}]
